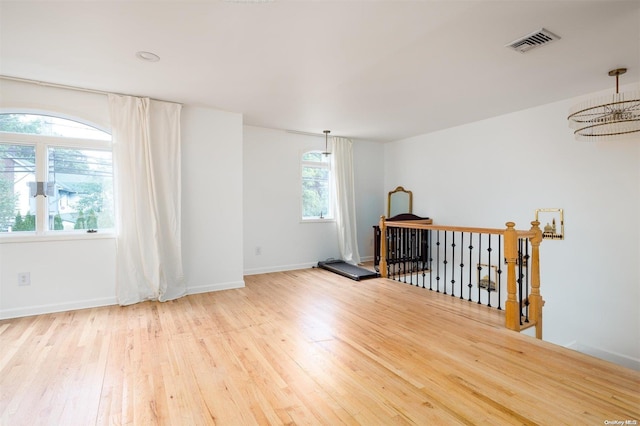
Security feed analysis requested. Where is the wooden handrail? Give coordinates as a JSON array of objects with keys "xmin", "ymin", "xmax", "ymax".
[
  {"xmin": 384, "ymin": 219, "xmax": 539, "ymax": 240},
  {"xmin": 384, "ymin": 221, "xmax": 506, "ymax": 235},
  {"xmin": 378, "ymin": 216, "xmax": 543, "ymax": 338}
]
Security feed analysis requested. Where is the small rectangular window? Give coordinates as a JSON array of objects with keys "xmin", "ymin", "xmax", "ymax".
[{"xmin": 301, "ymin": 151, "xmax": 333, "ymax": 220}]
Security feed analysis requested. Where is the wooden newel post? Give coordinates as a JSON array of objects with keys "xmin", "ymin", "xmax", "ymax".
[
  {"xmin": 504, "ymin": 222, "xmax": 520, "ymax": 332},
  {"xmin": 528, "ymin": 220, "xmax": 543, "ymax": 339},
  {"xmin": 379, "ymin": 216, "xmax": 388, "ymax": 278}
]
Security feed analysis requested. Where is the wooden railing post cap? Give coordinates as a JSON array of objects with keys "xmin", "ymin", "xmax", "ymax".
[
  {"xmin": 530, "ymin": 220, "xmax": 542, "ymax": 244},
  {"xmin": 505, "ymin": 221, "xmax": 516, "ymax": 229}
]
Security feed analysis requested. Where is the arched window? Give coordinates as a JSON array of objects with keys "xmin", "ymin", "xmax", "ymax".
[
  {"xmin": 0, "ymin": 113, "xmax": 113, "ymax": 235},
  {"xmin": 301, "ymin": 151, "xmax": 333, "ymax": 220}
]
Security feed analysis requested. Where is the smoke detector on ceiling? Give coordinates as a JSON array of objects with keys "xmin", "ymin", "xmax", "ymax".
[{"xmin": 506, "ymin": 28, "xmax": 561, "ymax": 53}]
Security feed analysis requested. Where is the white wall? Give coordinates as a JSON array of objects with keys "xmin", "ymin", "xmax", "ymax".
[
  {"xmin": 0, "ymin": 238, "xmax": 117, "ymax": 318},
  {"xmin": 243, "ymin": 126, "xmax": 384, "ymax": 274},
  {"xmin": 182, "ymin": 107, "xmax": 244, "ymax": 292},
  {"xmin": 0, "ymin": 79, "xmax": 244, "ymax": 318},
  {"xmin": 384, "ymin": 84, "xmax": 640, "ymax": 369},
  {"xmin": 353, "ymin": 138, "xmax": 386, "ymax": 259}
]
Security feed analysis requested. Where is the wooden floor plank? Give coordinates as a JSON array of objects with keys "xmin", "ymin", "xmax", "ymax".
[{"xmin": 1, "ymin": 268, "xmax": 638, "ymax": 425}]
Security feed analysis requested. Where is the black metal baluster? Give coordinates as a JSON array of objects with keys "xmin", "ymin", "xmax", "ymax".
[
  {"xmin": 389, "ymin": 228, "xmax": 398, "ymax": 280},
  {"xmin": 395, "ymin": 228, "xmax": 402, "ymax": 281},
  {"xmin": 420, "ymin": 229, "xmax": 429, "ymax": 288},
  {"xmin": 395, "ymin": 227, "xmax": 400, "ymax": 282},
  {"xmin": 397, "ymin": 227, "xmax": 402, "ymax": 282},
  {"xmin": 407, "ymin": 228, "xmax": 412, "ymax": 284},
  {"xmin": 405, "ymin": 227, "xmax": 410, "ymax": 283},
  {"xmin": 497, "ymin": 234, "xmax": 503, "ymax": 310},
  {"xmin": 387, "ymin": 227, "xmax": 392, "ymax": 280},
  {"xmin": 524, "ymin": 239, "xmax": 530, "ymax": 323},
  {"xmin": 410, "ymin": 229, "xmax": 414, "ymax": 286},
  {"xmin": 416, "ymin": 229, "xmax": 421, "ymax": 287},
  {"xmin": 403, "ymin": 227, "xmax": 407, "ymax": 282},
  {"xmin": 416, "ymin": 229, "xmax": 423, "ymax": 287},
  {"xmin": 411, "ymin": 229, "xmax": 417, "ymax": 286},
  {"xmin": 467, "ymin": 233, "xmax": 474, "ymax": 301},
  {"xmin": 429, "ymin": 229, "xmax": 433, "ymax": 290},
  {"xmin": 459, "ymin": 232, "xmax": 465, "ymax": 299},
  {"xmin": 487, "ymin": 234, "xmax": 492, "ymax": 308},
  {"xmin": 435, "ymin": 230, "xmax": 441, "ymax": 292},
  {"xmin": 400, "ymin": 227, "xmax": 405, "ymax": 283},
  {"xmin": 386, "ymin": 227, "xmax": 391, "ymax": 280},
  {"xmin": 477, "ymin": 234, "xmax": 482, "ymax": 304},
  {"xmin": 517, "ymin": 238, "xmax": 523, "ymax": 325},
  {"xmin": 450, "ymin": 232, "xmax": 456, "ymax": 297},
  {"xmin": 443, "ymin": 231, "xmax": 448, "ymax": 295}
]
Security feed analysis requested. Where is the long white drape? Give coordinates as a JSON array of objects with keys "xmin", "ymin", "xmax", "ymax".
[
  {"xmin": 332, "ymin": 137, "xmax": 361, "ymax": 265},
  {"xmin": 108, "ymin": 94, "xmax": 186, "ymax": 305}
]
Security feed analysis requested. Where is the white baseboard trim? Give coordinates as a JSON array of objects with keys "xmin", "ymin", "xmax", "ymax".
[
  {"xmin": 0, "ymin": 280, "xmax": 247, "ymax": 320},
  {"xmin": 564, "ymin": 341, "xmax": 640, "ymax": 371},
  {"xmin": 244, "ymin": 262, "xmax": 317, "ymax": 276},
  {"xmin": 0, "ymin": 296, "xmax": 118, "ymax": 320},
  {"xmin": 186, "ymin": 280, "xmax": 245, "ymax": 295}
]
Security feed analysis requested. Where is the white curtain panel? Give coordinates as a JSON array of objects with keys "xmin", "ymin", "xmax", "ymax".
[
  {"xmin": 108, "ymin": 94, "xmax": 186, "ymax": 305},
  {"xmin": 332, "ymin": 137, "xmax": 361, "ymax": 265}
]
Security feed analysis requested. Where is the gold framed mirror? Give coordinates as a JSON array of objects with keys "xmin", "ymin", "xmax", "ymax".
[{"xmin": 388, "ymin": 186, "xmax": 412, "ymax": 217}]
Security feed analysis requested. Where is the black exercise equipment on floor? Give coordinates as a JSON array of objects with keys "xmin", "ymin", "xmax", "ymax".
[{"xmin": 317, "ymin": 259, "xmax": 379, "ymax": 281}]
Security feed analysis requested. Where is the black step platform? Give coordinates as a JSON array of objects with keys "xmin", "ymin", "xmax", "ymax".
[{"xmin": 317, "ymin": 259, "xmax": 379, "ymax": 281}]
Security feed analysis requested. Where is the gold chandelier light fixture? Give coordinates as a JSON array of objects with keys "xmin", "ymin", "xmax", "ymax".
[{"xmin": 567, "ymin": 68, "xmax": 640, "ymax": 141}]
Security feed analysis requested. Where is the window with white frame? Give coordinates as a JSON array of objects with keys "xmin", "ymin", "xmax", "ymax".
[
  {"xmin": 301, "ymin": 150, "xmax": 333, "ymax": 220},
  {"xmin": 0, "ymin": 113, "xmax": 114, "ymax": 235}
]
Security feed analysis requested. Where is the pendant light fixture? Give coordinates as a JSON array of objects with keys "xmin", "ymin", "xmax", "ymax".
[
  {"xmin": 322, "ymin": 130, "xmax": 331, "ymax": 156},
  {"xmin": 567, "ymin": 68, "xmax": 640, "ymax": 141}
]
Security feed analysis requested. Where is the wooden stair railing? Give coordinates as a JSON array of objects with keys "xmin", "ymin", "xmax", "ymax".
[{"xmin": 379, "ymin": 217, "xmax": 544, "ymax": 339}]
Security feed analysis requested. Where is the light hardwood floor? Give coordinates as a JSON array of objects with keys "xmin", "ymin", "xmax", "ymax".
[{"xmin": 1, "ymin": 268, "xmax": 638, "ymax": 425}]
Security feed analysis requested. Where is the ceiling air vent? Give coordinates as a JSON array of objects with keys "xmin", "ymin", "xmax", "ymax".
[{"xmin": 506, "ymin": 28, "xmax": 560, "ymax": 53}]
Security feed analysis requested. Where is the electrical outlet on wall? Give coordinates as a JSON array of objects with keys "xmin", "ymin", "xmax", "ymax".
[{"xmin": 18, "ymin": 272, "xmax": 31, "ymax": 286}]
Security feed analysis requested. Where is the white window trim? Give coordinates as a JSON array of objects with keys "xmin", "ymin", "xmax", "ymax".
[
  {"xmin": 0, "ymin": 231, "xmax": 116, "ymax": 244},
  {"xmin": 0, "ymin": 132, "xmax": 112, "ymax": 150}
]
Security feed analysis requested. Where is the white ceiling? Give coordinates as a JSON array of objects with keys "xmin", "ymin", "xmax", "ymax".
[{"xmin": 1, "ymin": 0, "xmax": 639, "ymax": 142}]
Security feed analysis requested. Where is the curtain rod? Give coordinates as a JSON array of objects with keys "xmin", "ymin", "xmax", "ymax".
[{"xmin": 0, "ymin": 74, "xmax": 181, "ymax": 105}]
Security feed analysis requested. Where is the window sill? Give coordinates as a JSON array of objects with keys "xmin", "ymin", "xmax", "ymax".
[
  {"xmin": 300, "ymin": 218, "xmax": 336, "ymax": 224},
  {"xmin": 0, "ymin": 231, "xmax": 116, "ymax": 244}
]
